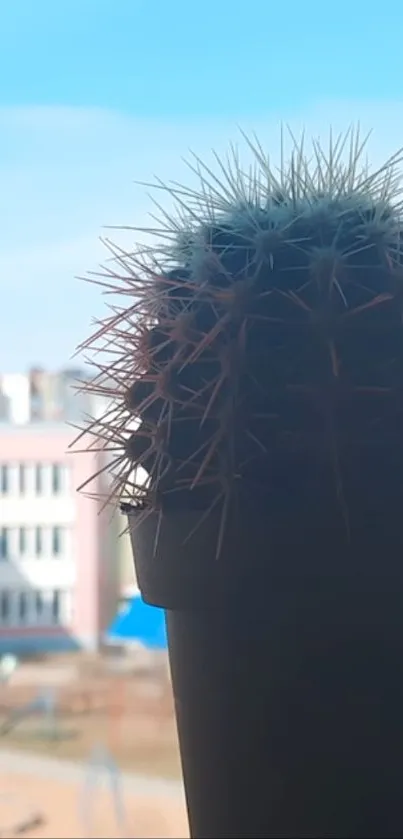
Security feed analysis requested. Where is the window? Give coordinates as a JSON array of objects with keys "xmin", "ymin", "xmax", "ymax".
[
  {"xmin": 35, "ymin": 591, "xmax": 44, "ymax": 621},
  {"xmin": 51, "ymin": 464, "xmax": 62, "ymax": 494},
  {"xmin": 35, "ymin": 465, "xmax": 43, "ymax": 494},
  {"xmin": 52, "ymin": 590, "xmax": 61, "ymax": 624},
  {"xmin": 0, "ymin": 465, "xmax": 9, "ymax": 495},
  {"xmin": 18, "ymin": 464, "xmax": 26, "ymax": 494},
  {"xmin": 0, "ymin": 592, "xmax": 10, "ymax": 624},
  {"xmin": 0, "ymin": 528, "xmax": 9, "ymax": 560},
  {"xmin": 34, "ymin": 527, "xmax": 43, "ymax": 557},
  {"xmin": 18, "ymin": 527, "xmax": 27, "ymax": 555},
  {"xmin": 51, "ymin": 526, "xmax": 64, "ymax": 556},
  {"xmin": 18, "ymin": 592, "xmax": 27, "ymax": 624}
]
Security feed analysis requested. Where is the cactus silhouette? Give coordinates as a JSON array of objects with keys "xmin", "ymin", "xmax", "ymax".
[{"xmin": 76, "ymin": 128, "xmax": 403, "ymax": 555}]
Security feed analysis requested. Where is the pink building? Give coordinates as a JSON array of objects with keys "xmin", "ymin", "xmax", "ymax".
[{"xmin": 0, "ymin": 424, "xmax": 120, "ymax": 653}]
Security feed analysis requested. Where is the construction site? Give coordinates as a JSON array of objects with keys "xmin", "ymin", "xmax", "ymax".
[{"xmin": 0, "ymin": 650, "xmax": 188, "ymax": 838}]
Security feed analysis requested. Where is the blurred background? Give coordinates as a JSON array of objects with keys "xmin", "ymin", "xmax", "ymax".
[
  {"xmin": 2, "ymin": 0, "xmax": 403, "ymax": 835},
  {"xmin": 0, "ymin": 366, "xmax": 186, "ymax": 838}
]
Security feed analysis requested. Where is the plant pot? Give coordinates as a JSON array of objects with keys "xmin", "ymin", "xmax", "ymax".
[{"xmin": 124, "ymin": 486, "xmax": 403, "ymax": 839}]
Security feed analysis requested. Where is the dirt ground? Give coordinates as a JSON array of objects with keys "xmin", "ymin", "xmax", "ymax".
[
  {"xmin": 0, "ymin": 654, "xmax": 189, "ymax": 836},
  {"xmin": 0, "ymin": 652, "xmax": 182, "ymax": 778},
  {"xmin": 0, "ymin": 767, "xmax": 188, "ymax": 838},
  {"xmin": 2, "ymin": 708, "xmax": 182, "ymax": 779}
]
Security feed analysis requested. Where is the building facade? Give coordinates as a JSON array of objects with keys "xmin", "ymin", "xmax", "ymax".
[
  {"xmin": 114, "ymin": 514, "xmax": 140, "ymax": 610},
  {"xmin": 0, "ymin": 367, "xmax": 95, "ymax": 425},
  {"xmin": 0, "ymin": 369, "xmax": 124, "ymax": 654}
]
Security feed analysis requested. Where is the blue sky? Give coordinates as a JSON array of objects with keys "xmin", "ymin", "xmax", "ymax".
[{"xmin": 2, "ymin": 0, "xmax": 403, "ymax": 368}]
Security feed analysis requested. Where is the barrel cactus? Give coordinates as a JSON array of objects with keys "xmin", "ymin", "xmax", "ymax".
[{"xmin": 78, "ymin": 128, "xmax": 403, "ymax": 555}]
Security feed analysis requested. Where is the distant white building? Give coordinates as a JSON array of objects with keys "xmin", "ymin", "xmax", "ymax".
[
  {"xmin": 0, "ymin": 368, "xmax": 127, "ymax": 655},
  {"xmin": 0, "ymin": 374, "xmax": 30, "ymax": 424}
]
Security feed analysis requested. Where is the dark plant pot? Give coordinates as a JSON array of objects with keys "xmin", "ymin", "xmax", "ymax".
[{"xmin": 124, "ymin": 491, "xmax": 403, "ymax": 839}]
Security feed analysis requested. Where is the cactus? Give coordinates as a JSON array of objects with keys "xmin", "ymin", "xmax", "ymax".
[{"xmin": 77, "ymin": 128, "xmax": 403, "ymax": 554}]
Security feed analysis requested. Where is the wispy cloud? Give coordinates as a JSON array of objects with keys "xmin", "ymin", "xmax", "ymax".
[{"xmin": 2, "ymin": 100, "xmax": 403, "ymax": 369}]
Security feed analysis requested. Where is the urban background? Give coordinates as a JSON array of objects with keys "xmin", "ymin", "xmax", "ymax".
[{"xmin": 0, "ymin": 367, "xmax": 135, "ymax": 655}]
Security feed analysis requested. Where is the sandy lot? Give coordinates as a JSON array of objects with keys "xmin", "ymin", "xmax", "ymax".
[
  {"xmin": 0, "ymin": 655, "xmax": 189, "ymax": 836},
  {"xmin": 0, "ymin": 654, "xmax": 181, "ymax": 778},
  {"xmin": 0, "ymin": 751, "xmax": 189, "ymax": 838}
]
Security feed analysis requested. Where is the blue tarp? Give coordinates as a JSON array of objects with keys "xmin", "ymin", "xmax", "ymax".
[{"xmin": 106, "ymin": 595, "xmax": 167, "ymax": 650}]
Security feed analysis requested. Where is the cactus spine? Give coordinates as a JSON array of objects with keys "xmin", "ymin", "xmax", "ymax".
[{"xmin": 76, "ymin": 128, "xmax": 403, "ymax": 554}]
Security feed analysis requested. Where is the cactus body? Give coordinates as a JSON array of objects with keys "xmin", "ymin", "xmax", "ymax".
[{"xmin": 78, "ymin": 129, "xmax": 403, "ymax": 550}]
